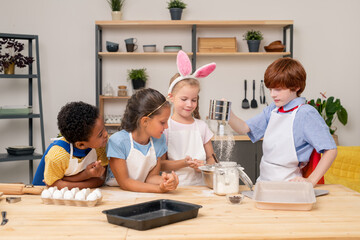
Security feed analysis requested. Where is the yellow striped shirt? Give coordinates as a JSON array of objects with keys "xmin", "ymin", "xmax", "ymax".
[{"xmin": 44, "ymin": 141, "xmax": 108, "ymax": 186}]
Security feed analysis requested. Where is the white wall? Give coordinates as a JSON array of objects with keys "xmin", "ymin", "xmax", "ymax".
[{"xmin": 1, "ymin": 0, "xmax": 359, "ymax": 183}]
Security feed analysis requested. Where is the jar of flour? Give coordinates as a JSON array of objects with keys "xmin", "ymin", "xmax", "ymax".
[{"xmin": 214, "ymin": 161, "xmax": 239, "ymax": 195}]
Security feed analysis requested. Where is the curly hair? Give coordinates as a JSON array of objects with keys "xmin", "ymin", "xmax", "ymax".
[
  {"xmin": 57, "ymin": 101, "xmax": 99, "ymax": 144},
  {"xmin": 169, "ymin": 73, "xmax": 201, "ymax": 119},
  {"xmin": 121, "ymin": 88, "xmax": 170, "ymax": 132},
  {"xmin": 264, "ymin": 57, "xmax": 306, "ymax": 97}
]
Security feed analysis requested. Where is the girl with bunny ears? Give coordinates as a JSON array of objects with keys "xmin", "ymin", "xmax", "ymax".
[{"xmin": 161, "ymin": 50, "xmax": 217, "ymax": 186}]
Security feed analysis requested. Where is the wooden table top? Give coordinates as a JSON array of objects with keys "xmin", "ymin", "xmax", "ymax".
[{"xmin": 0, "ymin": 184, "xmax": 359, "ymax": 239}]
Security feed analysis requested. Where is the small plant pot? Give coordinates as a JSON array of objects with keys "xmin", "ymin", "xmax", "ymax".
[
  {"xmin": 131, "ymin": 79, "xmax": 145, "ymax": 89},
  {"xmin": 4, "ymin": 62, "xmax": 15, "ymax": 74},
  {"xmin": 247, "ymin": 40, "xmax": 261, "ymax": 52},
  {"xmin": 169, "ymin": 8, "xmax": 183, "ymax": 20},
  {"xmin": 111, "ymin": 11, "xmax": 122, "ymax": 21}
]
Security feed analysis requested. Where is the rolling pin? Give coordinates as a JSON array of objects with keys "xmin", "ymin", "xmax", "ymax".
[{"xmin": 0, "ymin": 183, "xmax": 44, "ymax": 195}]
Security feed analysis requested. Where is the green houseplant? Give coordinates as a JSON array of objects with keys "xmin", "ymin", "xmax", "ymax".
[
  {"xmin": 308, "ymin": 92, "xmax": 348, "ymax": 135},
  {"xmin": 243, "ymin": 30, "xmax": 263, "ymax": 52},
  {"xmin": 0, "ymin": 38, "xmax": 34, "ymax": 74},
  {"xmin": 128, "ymin": 68, "xmax": 148, "ymax": 89},
  {"xmin": 167, "ymin": 0, "xmax": 187, "ymax": 20},
  {"xmin": 107, "ymin": 0, "xmax": 125, "ymax": 20}
]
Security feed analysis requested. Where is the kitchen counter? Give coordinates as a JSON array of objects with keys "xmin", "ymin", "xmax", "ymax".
[{"xmin": 0, "ymin": 184, "xmax": 359, "ymax": 239}]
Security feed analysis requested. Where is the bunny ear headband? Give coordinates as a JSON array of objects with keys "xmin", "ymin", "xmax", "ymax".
[{"xmin": 167, "ymin": 50, "xmax": 216, "ymax": 95}]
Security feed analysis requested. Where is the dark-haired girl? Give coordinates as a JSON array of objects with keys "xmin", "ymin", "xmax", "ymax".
[{"xmin": 105, "ymin": 88, "xmax": 179, "ymax": 193}]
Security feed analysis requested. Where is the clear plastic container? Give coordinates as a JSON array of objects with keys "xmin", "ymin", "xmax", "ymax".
[{"xmin": 213, "ymin": 161, "xmax": 239, "ymax": 195}]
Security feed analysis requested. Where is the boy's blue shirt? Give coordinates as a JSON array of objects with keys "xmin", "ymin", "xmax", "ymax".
[{"xmin": 246, "ymin": 97, "xmax": 336, "ymax": 163}]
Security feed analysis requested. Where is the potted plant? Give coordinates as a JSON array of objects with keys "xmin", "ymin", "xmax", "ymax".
[
  {"xmin": 128, "ymin": 68, "xmax": 148, "ymax": 90},
  {"xmin": 0, "ymin": 38, "xmax": 34, "ymax": 74},
  {"xmin": 243, "ymin": 30, "xmax": 264, "ymax": 52},
  {"xmin": 107, "ymin": 0, "xmax": 125, "ymax": 20},
  {"xmin": 308, "ymin": 92, "xmax": 348, "ymax": 145},
  {"xmin": 167, "ymin": 0, "xmax": 187, "ymax": 20}
]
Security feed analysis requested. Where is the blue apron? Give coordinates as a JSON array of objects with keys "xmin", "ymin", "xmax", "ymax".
[{"xmin": 32, "ymin": 140, "xmax": 91, "ymax": 185}]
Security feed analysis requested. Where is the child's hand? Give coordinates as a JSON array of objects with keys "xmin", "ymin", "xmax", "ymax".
[
  {"xmin": 85, "ymin": 160, "xmax": 105, "ymax": 178},
  {"xmin": 289, "ymin": 176, "xmax": 313, "ymax": 186},
  {"xmin": 159, "ymin": 171, "xmax": 179, "ymax": 192},
  {"xmin": 185, "ymin": 156, "xmax": 204, "ymax": 172}
]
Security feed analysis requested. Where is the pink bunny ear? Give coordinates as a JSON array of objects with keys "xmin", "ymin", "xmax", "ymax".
[
  {"xmin": 193, "ymin": 63, "xmax": 216, "ymax": 78},
  {"xmin": 177, "ymin": 50, "xmax": 192, "ymax": 76}
]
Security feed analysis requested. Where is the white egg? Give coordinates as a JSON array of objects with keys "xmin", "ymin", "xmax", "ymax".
[
  {"xmin": 75, "ymin": 191, "xmax": 86, "ymax": 201},
  {"xmin": 48, "ymin": 186, "xmax": 58, "ymax": 195},
  {"xmin": 52, "ymin": 190, "xmax": 63, "ymax": 199},
  {"xmin": 80, "ymin": 188, "xmax": 90, "ymax": 197},
  {"xmin": 63, "ymin": 190, "xmax": 74, "ymax": 200},
  {"xmin": 92, "ymin": 188, "xmax": 102, "ymax": 198},
  {"xmin": 86, "ymin": 192, "xmax": 98, "ymax": 201},
  {"xmin": 41, "ymin": 189, "xmax": 52, "ymax": 198},
  {"xmin": 70, "ymin": 187, "xmax": 79, "ymax": 195},
  {"xmin": 60, "ymin": 187, "xmax": 69, "ymax": 195}
]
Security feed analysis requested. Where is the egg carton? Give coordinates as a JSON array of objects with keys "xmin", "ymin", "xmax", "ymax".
[{"xmin": 41, "ymin": 196, "xmax": 102, "ymax": 207}]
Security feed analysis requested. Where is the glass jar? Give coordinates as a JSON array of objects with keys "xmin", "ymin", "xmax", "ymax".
[
  {"xmin": 118, "ymin": 85, "xmax": 127, "ymax": 97},
  {"xmin": 104, "ymin": 83, "xmax": 114, "ymax": 96},
  {"xmin": 213, "ymin": 161, "xmax": 239, "ymax": 195}
]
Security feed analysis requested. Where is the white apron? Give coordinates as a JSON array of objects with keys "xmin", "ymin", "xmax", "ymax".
[
  {"xmin": 127, "ymin": 132, "xmax": 157, "ymax": 182},
  {"xmin": 167, "ymin": 119, "xmax": 206, "ymax": 186},
  {"xmin": 64, "ymin": 144, "xmax": 97, "ymax": 176},
  {"xmin": 257, "ymin": 106, "xmax": 302, "ymax": 182}
]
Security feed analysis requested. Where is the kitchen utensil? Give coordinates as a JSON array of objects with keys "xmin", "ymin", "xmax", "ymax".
[
  {"xmin": 212, "ymin": 153, "xmax": 219, "ymax": 163},
  {"xmin": 6, "ymin": 197, "xmax": 21, "ymax": 203},
  {"xmin": 6, "ymin": 145, "xmax": 35, "ymax": 156},
  {"xmin": 102, "ymin": 199, "xmax": 202, "ymax": 230},
  {"xmin": 126, "ymin": 43, "xmax": 138, "ymax": 52},
  {"xmin": 163, "ymin": 45, "xmax": 182, "ymax": 52},
  {"xmin": 227, "ymin": 193, "xmax": 244, "ymax": 204},
  {"xmin": 242, "ymin": 80, "xmax": 250, "ymax": 109},
  {"xmin": 253, "ymin": 181, "xmax": 316, "ymax": 211},
  {"xmin": 243, "ymin": 188, "xmax": 330, "ymax": 199},
  {"xmin": 143, "ymin": 44, "xmax": 156, "ymax": 52},
  {"xmin": 199, "ymin": 165, "xmax": 214, "ymax": 189},
  {"xmin": 0, "ymin": 183, "xmax": 44, "ymax": 195},
  {"xmin": 208, "ymin": 99, "xmax": 231, "ymax": 121},
  {"xmin": 260, "ymin": 80, "xmax": 267, "ymax": 105},
  {"xmin": 238, "ymin": 167, "xmax": 253, "ymax": 191},
  {"xmin": 106, "ymin": 41, "xmax": 119, "ymax": 52},
  {"xmin": 264, "ymin": 40, "xmax": 285, "ymax": 52},
  {"xmin": 1, "ymin": 211, "xmax": 8, "ymax": 226},
  {"xmin": 251, "ymin": 80, "xmax": 258, "ymax": 108},
  {"xmin": 214, "ymin": 161, "xmax": 241, "ymax": 195}
]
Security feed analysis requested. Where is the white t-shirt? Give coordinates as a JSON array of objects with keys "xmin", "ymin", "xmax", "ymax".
[{"xmin": 164, "ymin": 118, "xmax": 214, "ymax": 145}]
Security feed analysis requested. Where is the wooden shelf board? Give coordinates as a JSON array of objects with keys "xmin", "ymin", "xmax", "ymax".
[
  {"xmin": 105, "ymin": 123, "xmax": 121, "ymax": 127},
  {"xmin": 98, "ymin": 52, "xmax": 290, "ymax": 57},
  {"xmin": 197, "ymin": 52, "xmax": 291, "ymax": 56},
  {"xmin": 99, "ymin": 95, "xmax": 130, "ymax": 100},
  {"xmin": 98, "ymin": 52, "xmax": 193, "ymax": 57},
  {"xmin": 96, "ymin": 20, "xmax": 293, "ymax": 27}
]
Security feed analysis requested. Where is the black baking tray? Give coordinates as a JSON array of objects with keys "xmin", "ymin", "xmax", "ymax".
[
  {"xmin": 6, "ymin": 146, "xmax": 35, "ymax": 156},
  {"xmin": 102, "ymin": 199, "xmax": 202, "ymax": 230}
]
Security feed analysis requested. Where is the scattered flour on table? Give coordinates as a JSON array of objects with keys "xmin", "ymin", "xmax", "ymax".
[
  {"xmin": 194, "ymin": 189, "xmax": 215, "ymax": 197},
  {"xmin": 102, "ymin": 189, "xmax": 157, "ymax": 201}
]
